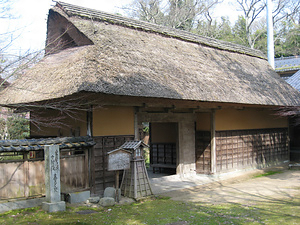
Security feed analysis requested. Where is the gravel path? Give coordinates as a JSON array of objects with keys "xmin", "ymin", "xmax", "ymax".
[{"xmin": 160, "ymin": 169, "xmax": 300, "ymax": 204}]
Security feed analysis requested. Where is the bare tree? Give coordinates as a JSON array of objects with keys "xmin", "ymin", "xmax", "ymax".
[
  {"xmin": 273, "ymin": 0, "xmax": 300, "ymax": 54},
  {"xmin": 124, "ymin": 0, "xmax": 165, "ymax": 24},
  {"xmin": 136, "ymin": 0, "xmax": 165, "ymax": 24},
  {"xmin": 272, "ymin": 0, "xmax": 300, "ymax": 24},
  {"xmin": 0, "ymin": 1, "xmax": 86, "ymax": 139},
  {"xmin": 0, "ymin": 0, "xmax": 12, "ymax": 19},
  {"xmin": 124, "ymin": 0, "xmax": 222, "ymax": 31},
  {"xmin": 234, "ymin": 0, "xmax": 300, "ymax": 49},
  {"xmin": 234, "ymin": 0, "xmax": 266, "ymax": 48},
  {"xmin": 0, "ymin": 0, "xmax": 42, "ymax": 84}
]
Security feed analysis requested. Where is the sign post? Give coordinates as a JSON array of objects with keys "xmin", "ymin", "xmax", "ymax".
[{"xmin": 107, "ymin": 148, "xmax": 131, "ymax": 202}]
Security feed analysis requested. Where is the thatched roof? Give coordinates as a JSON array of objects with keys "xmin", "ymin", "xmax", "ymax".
[
  {"xmin": 0, "ymin": 1, "xmax": 300, "ymax": 107},
  {"xmin": 0, "ymin": 77, "xmax": 9, "ymax": 90}
]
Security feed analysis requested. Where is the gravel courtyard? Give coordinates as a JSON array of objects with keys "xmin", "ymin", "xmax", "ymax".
[{"xmin": 159, "ymin": 168, "xmax": 300, "ymax": 205}]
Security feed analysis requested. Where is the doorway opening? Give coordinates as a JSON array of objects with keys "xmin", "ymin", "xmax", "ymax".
[{"xmin": 149, "ymin": 122, "xmax": 178, "ymax": 176}]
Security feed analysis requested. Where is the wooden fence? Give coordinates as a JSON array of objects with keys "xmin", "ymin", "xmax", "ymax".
[
  {"xmin": 0, "ymin": 148, "xmax": 89, "ymax": 200},
  {"xmin": 195, "ymin": 128, "xmax": 289, "ymax": 174}
]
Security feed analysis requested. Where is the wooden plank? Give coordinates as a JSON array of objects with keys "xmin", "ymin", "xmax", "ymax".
[
  {"xmin": 85, "ymin": 149, "xmax": 89, "ymax": 189},
  {"xmin": 0, "ymin": 160, "xmax": 45, "ymax": 200},
  {"xmin": 60, "ymin": 155, "xmax": 86, "ymax": 192}
]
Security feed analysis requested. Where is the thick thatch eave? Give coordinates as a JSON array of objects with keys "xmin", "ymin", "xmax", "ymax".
[{"xmin": 0, "ymin": 1, "xmax": 300, "ymax": 107}]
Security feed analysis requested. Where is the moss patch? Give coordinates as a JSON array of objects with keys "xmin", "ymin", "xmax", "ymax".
[
  {"xmin": 254, "ymin": 170, "xmax": 283, "ymax": 178},
  {"xmin": 0, "ymin": 195, "xmax": 299, "ymax": 224}
]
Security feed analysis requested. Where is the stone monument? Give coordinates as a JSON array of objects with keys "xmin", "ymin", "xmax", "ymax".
[{"xmin": 42, "ymin": 145, "xmax": 66, "ymax": 212}]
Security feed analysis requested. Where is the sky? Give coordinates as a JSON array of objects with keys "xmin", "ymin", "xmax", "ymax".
[
  {"xmin": 1, "ymin": 0, "xmax": 133, "ymax": 55},
  {"xmin": 1, "ymin": 0, "xmax": 240, "ymax": 57}
]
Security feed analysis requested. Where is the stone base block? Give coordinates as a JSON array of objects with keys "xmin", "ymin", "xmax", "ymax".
[
  {"xmin": 99, "ymin": 197, "xmax": 115, "ymax": 207},
  {"xmin": 66, "ymin": 191, "xmax": 90, "ymax": 204},
  {"xmin": 0, "ymin": 197, "xmax": 46, "ymax": 213},
  {"xmin": 42, "ymin": 201, "xmax": 66, "ymax": 212},
  {"xmin": 104, "ymin": 187, "xmax": 121, "ymax": 201},
  {"xmin": 87, "ymin": 196, "xmax": 100, "ymax": 204},
  {"xmin": 104, "ymin": 187, "xmax": 116, "ymax": 198}
]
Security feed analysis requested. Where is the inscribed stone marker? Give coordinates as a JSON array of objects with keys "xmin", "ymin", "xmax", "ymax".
[
  {"xmin": 42, "ymin": 145, "xmax": 65, "ymax": 212},
  {"xmin": 44, "ymin": 145, "xmax": 61, "ymax": 203}
]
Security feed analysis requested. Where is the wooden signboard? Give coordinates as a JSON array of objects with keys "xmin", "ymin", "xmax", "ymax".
[
  {"xmin": 107, "ymin": 148, "xmax": 132, "ymax": 203},
  {"xmin": 107, "ymin": 148, "xmax": 131, "ymax": 171}
]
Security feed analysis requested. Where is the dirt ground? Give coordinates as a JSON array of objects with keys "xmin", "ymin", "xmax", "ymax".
[{"xmin": 160, "ymin": 168, "xmax": 300, "ymax": 205}]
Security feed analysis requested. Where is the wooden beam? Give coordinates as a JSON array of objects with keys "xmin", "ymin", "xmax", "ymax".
[{"xmin": 211, "ymin": 109, "xmax": 216, "ymax": 174}]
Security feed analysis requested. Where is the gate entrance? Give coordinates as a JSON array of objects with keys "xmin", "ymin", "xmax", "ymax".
[{"xmin": 149, "ymin": 122, "xmax": 178, "ymax": 175}]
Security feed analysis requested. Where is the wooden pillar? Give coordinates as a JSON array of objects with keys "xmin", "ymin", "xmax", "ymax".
[
  {"xmin": 178, "ymin": 119, "xmax": 196, "ymax": 176},
  {"xmin": 288, "ymin": 117, "xmax": 291, "ymax": 162},
  {"xmin": 211, "ymin": 109, "xmax": 217, "ymax": 174},
  {"xmin": 87, "ymin": 105, "xmax": 93, "ymax": 137},
  {"xmin": 89, "ymin": 146, "xmax": 95, "ymax": 194},
  {"xmin": 84, "ymin": 149, "xmax": 89, "ymax": 189},
  {"xmin": 134, "ymin": 107, "xmax": 139, "ymax": 141},
  {"xmin": 86, "ymin": 106, "xmax": 94, "ymax": 194},
  {"xmin": 23, "ymin": 153, "xmax": 29, "ymax": 198}
]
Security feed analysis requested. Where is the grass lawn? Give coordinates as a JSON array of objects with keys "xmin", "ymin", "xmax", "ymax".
[{"xmin": 0, "ymin": 195, "xmax": 299, "ymax": 225}]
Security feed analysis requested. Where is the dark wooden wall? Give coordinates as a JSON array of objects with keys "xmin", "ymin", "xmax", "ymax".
[
  {"xmin": 196, "ymin": 128, "xmax": 289, "ymax": 174},
  {"xmin": 215, "ymin": 128, "xmax": 289, "ymax": 172},
  {"xmin": 92, "ymin": 135, "xmax": 134, "ymax": 195},
  {"xmin": 195, "ymin": 131, "xmax": 211, "ymax": 174}
]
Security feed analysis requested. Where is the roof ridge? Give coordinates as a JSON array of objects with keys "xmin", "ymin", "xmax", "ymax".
[{"xmin": 55, "ymin": 1, "xmax": 266, "ymax": 60}]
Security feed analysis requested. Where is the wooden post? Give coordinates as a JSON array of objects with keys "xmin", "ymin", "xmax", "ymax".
[
  {"xmin": 84, "ymin": 149, "xmax": 89, "ymax": 189},
  {"xmin": 211, "ymin": 110, "xmax": 217, "ymax": 174},
  {"xmin": 86, "ymin": 106, "xmax": 93, "ymax": 193},
  {"xmin": 23, "ymin": 153, "xmax": 29, "ymax": 198},
  {"xmin": 87, "ymin": 105, "xmax": 93, "ymax": 136},
  {"xmin": 288, "ymin": 117, "xmax": 291, "ymax": 162},
  {"xmin": 115, "ymin": 171, "xmax": 119, "ymax": 203},
  {"xmin": 133, "ymin": 162, "xmax": 137, "ymax": 198},
  {"xmin": 134, "ymin": 107, "xmax": 139, "ymax": 141},
  {"xmin": 89, "ymin": 147, "xmax": 95, "ymax": 194}
]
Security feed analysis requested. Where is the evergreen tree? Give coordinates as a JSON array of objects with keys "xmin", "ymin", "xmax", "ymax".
[
  {"xmin": 7, "ymin": 116, "xmax": 29, "ymax": 140},
  {"xmin": 232, "ymin": 16, "xmax": 248, "ymax": 46},
  {"xmin": 275, "ymin": 22, "xmax": 300, "ymax": 57}
]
